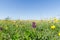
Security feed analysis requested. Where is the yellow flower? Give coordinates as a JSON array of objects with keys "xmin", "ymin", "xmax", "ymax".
[
  {"xmin": 54, "ymin": 17, "xmax": 58, "ymax": 23},
  {"xmin": 58, "ymin": 32, "xmax": 60, "ymax": 36},
  {"xmin": 51, "ymin": 25, "xmax": 55, "ymax": 29}
]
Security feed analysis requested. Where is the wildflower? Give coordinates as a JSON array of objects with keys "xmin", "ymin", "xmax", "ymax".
[
  {"xmin": 54, "ymin": 17, "xmax": 58, "ymax": 23},
  {"xmin": 58, "ymin": 32, "xmax": 60, "ymax": 36},
  {"xmin": 51, "ymin": 25, "xmax": 55, "ymax": 29},
  {"xmin": 32, "ymin": 22, "xmax": 36, "ymax": 28}
]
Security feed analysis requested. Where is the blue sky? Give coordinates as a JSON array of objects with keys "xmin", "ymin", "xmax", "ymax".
[{"xmin": 0, "ymin": 0, "xmax": 60, "ymax": 20}]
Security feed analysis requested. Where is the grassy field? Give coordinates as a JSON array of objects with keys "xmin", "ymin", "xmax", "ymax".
[{"xmin": 0, "ymin": 18, "xmax": 60, "ymax": 40}]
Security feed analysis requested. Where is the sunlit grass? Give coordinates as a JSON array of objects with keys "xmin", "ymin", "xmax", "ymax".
[{"xmin": 0, "ymin": 18, "xmax": 60, "ymax": 40}]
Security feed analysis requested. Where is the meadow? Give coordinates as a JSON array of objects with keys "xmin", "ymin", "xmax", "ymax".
[{"xmin": 0, "ymin": 18, "xmax": 60, "ymax": 40}]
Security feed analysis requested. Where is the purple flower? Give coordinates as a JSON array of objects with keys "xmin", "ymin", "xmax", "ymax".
[{"xmin": 32, "ymin": 22, "xmax": 36, "ymax": 28}]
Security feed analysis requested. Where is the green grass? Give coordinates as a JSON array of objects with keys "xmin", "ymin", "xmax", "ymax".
[{"xmin": 0, "ymin": 19, "xmax": 60, "ymax": 40}]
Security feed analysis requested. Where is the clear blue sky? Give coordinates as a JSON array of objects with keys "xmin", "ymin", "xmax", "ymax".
[{"xmin": 0, "ymin": 0, "xmax": 60, "ymax": 20}]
